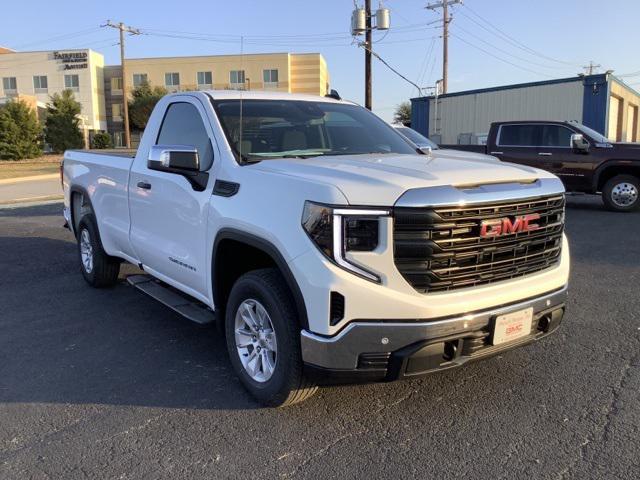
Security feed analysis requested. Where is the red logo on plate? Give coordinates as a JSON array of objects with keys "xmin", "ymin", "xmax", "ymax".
[
  {"xmin": 506, "ymin": 324, "xmax": 523, "ymax": 335},
  {"xmin": 480, "ymin": 213, "xmax": 540, "ymax": 238}
]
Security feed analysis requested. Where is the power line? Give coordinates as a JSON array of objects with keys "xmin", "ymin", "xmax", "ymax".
[
  {"xmin": 451, "ymin": 23, "xmax": 574, "ymax": 72},
  {"xmin": 10, "ymin": 27, "xmax": 102, "ymax": 50},
  {"xmin": 360, "ymin": 43, "xmax": 426, "ymax": 96},
  {"xmin": 457, "ymin": 4, "xmax": 583, "ymax": 67},
  {"xmin": 450, "ymin": 33, "xmax": 553, "ymax": 78}
]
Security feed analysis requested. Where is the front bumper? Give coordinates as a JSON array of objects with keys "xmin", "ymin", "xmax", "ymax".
[{"xmin": 301, "ymin": 285, "xmax": 567, "ymax": 383}]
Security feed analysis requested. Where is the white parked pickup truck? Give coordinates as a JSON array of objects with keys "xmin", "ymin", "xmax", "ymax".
[{"xmin": 62, "ymin": 91, "xmax": 570, "ymax": 406}]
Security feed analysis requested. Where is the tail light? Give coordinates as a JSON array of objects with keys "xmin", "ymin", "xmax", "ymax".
[{"xmin": 59, "ymin": 159, "xmax": 64, "ymax": 189}]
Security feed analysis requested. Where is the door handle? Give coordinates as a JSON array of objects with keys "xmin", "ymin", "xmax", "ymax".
[
  {"xmin": 490, "ymin": 151, "xmax": 503, "ymax": 155},
  {"xmin": 137, "ymin": 181, "xmax": 152, "ymax": 190},
  {"xmin": 538, "ymin": 152, "xmax": 553, "ymax": 156}
]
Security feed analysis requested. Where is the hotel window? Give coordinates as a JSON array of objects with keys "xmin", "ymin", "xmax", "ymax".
[
  {"xmin": 111, "ymin": 77, "xmax": 123, "ymax": 94},
  {"xmin": 2, "ymin": 77, "xmax": 17, "ymax": 94},
  {"xmin": 112, "ymin": 103, "xmax": 123, "ymax": 122},
  {"xmin": 132, "ymin": 73, "xmax": 148, "ymax": 88},
  {"xmin": 33, "ymin": 75, "xmax": 48, "ymax": 93},
  {"xmin": 64, "ymin": 74, "xmax": 79, "ymax": 92},
  {"xmin": 165, "ymin": 72, "xmax": 180, "ymax": 89},
  {"xmin": 263, "ymin": 69, "xmax": 279, "ymax": 88},
  {"xmin": 229, "ymin": 70, "xmax": 245, "ymax": 88},
  {"xmin": 197, "ymin": 71, "xmax": 213, "ymax": 89}
]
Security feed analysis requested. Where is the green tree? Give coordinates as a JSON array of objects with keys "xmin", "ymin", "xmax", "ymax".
[
  {"xmin": 91, "ymin": 131, "xmax": 112, "ymax": 149},
  {"xmin": 45, "ymin": 89, "xmax": 84, "ymax": 153},
  {"xmin": 128, "ymin": 82, "xmax": 168, "ymax": 130},
  {"xmin": 393, "ymin": 101, "xmax": 412, "ymax": 127},
  {"xmin": 0, "ymin": 99, "xmax": 43, "ymax": 160}
]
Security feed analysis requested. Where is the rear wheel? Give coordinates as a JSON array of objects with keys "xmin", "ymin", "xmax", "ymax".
[
  {"xmin": 77, "ymin": 214, "xmax": 120, "ymax": 287},
  {"xmin": 602, "ymin": 174, "xmax": 639, "ymax": 212},
  {"xmin": 225, "ymin": 268, "xmax": 317, "ymax": 407}
]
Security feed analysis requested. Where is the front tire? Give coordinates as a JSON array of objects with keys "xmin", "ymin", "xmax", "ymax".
[
  {"xmin": 602, "ymin": 174, "xmax": 640, "ymax": 212},
  {"xmin": 225, "ymin": 268, "xmax": 317, "ymax": 407},
  {"xmin": 77, "ymin": 214, "xmax": 120, "ymax": 287}
]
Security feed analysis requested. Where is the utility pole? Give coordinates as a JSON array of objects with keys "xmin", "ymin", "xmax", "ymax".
[
  {"xmin": 426, "ymin": 0, "xmax": 462, "ymax": 94},
  {"xmin": 365, "ymin": 0, "xmax": 372, "ymax": 110},
  {"xmin": 103, "ymin": 20, "xmax": 140, "ymax": 149},
  {"xmin": 351, "ymin": 2, "xmax": 389, "ymax": 110},
  {"xmin": 582, "ymin": 61, "xmax": 601, "ymax": 75}
]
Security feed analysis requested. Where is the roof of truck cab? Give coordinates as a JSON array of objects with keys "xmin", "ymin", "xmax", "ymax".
[{"xmin": 198, "ymin": 90, "xmax": 352, "ymax": 104}]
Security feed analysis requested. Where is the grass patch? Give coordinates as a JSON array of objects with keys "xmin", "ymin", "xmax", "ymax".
[{"xmin": 0, "ymin": 155, "xmax": 62, "ymax": 180}]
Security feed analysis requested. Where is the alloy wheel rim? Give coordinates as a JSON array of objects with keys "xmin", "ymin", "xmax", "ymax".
[
  {"xmin": 234, "ymin": 299, "xmax": 277, "ymax": 383},
  {"xmin": 80, "ymin": 229, "xmax": 94, "ymax": 273},
  {"xmin": 611, "ymin": 182, "xmax": 638, "ymax": 207}
]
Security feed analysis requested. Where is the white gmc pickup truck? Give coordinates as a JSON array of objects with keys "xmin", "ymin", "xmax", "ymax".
[{"xmin": 63, "ymin": 91, "xmax": 570, "ymax": 406}]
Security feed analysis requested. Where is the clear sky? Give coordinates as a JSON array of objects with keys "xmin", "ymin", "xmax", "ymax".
[{"xmin": 3, "ymin": 0, "xmax": 640, "ymax": 121}]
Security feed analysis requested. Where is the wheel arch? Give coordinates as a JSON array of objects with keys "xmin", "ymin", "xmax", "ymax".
[
  {"xmin": 212, "ymin": 228, "xmax": 309, "ymax": 331},
  {"xmin": 69, "ymin": 185, "xmax": 95, "ymax": 239},
  {"xmin": 593, "ymin": 161, "xmax": 640, "ymax": 192}
]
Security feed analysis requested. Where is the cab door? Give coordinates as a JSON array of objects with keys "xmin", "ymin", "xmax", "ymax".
[
  {"xmin": 537, "ymin": 123, "xmax": 592, "ymax": 190},
  {"xmin": 128, "ymin": 97, "xmax": 216, "ymax": 303}
]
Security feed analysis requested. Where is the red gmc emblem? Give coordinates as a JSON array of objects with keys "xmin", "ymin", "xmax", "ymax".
[{"xmin": 480, "ymin": 213, "xmax": 541, "ymax": 238}]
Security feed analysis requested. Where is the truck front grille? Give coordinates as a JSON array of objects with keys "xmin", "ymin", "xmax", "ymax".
[{"xmin": 393, "ymin": 194, "xmax": 565, "ymax": 293}]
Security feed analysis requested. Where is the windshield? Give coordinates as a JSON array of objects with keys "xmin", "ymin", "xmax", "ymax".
[
  {"xmin": 211, "ymin": 99, "xmax": 418, "ymax": 162},
  {"xmin": 395, "ymin": 127, "xmax": 439, "ymax": 149},
  {"xmin": 568, "ymin": 121, "xmax": 610, "ymax": 143}
]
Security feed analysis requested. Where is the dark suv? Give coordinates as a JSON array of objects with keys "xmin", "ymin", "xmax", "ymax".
[{"xmin": 443, "ymin": 120, "xmax": 640, "ymax": 212}]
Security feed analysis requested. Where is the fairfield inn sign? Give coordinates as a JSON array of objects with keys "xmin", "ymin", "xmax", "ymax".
[{"xmin": 53, "ymin": 51, "xmax": 88, "ymax": 70}]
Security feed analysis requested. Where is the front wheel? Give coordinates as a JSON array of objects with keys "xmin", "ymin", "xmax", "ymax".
[
  {"xmin": 602, "ymin": 174, "xmax": 640, "ymax": 212},
  {"xmin": 225, "ymin": 269, "xmax": 317, "ymax": 407}
]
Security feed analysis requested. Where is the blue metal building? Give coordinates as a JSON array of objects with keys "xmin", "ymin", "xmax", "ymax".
[{"xmin": 411, "ymin": 73, "xmax": 640, "ymax": 144}]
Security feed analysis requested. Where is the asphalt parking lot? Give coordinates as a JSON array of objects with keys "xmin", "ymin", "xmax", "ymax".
[{"xmin": 0, "ymin": 197, "xmax": 638, "ymax": 479}]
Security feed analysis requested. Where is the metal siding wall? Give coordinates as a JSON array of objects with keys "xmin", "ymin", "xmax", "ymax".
[
  {"xmin": 582, "ymin": 74, "xmax": 608, "ymax": 135},
  {"xmin": 431, "ymin": 82, "xmax": 584, "ymax": 144},
  {"xmin": 410, "ymin": 97, "xmax": 429, "ymax": 137}
]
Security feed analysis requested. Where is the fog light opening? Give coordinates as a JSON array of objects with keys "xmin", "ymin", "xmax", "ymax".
[
  {"xmin": 537, "ymin": 314, "xmax": 551, "ymax": 332},
  {"xmin": 443, "ymin": 341, "xmax": 458, "ymax": 361}
]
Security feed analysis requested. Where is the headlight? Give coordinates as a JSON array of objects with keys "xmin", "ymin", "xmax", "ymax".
[{"xmin": 302, "ymin": 201, "xmax": 389, "ymax": 282}]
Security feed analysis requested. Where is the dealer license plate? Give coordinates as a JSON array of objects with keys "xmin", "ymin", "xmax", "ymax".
[{"xmin": 492, "ymin": 307, "xmax": 534, "ymax": 345}]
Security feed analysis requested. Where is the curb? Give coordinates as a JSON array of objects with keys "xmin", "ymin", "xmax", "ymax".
[
  {"xmin": 0, "ymin": 173, "xmax": 59, "ymax": 185},
  {"xmin": 0, "ymin": 196, "xmax": 63, "ymax": 210}
]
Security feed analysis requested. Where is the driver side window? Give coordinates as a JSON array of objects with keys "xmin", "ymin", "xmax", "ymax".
[{"xmin": 156, "ymin": 102, "xmax": 214, "ymax": 171}]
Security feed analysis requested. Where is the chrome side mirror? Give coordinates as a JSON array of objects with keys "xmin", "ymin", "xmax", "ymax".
[
  {"xmin": 571, "ymin": 134, "xmax": 589, "ymax": 153},
  {"xmin": 148, "ymin": 145, "xmax": 199, "ymax": 171},
  {"xmin": 147, "ymin": 145, "xmax": 208, "ymax": 191},
  {"xmin": 420, "ymin": 146, "xmax": 433, "ymax": 156}
]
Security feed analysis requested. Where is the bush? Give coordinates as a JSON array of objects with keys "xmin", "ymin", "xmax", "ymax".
[
  {"xmin": 0, "ymin": 99, "xmax": 43, "ymax": 160},
  {"xmin": 91, "ymin": 131, "xmax": 112, "ymax": 149},
  {"xmin": 45, "ymin": 90, "xmax": 84, "ymax": 153},
  {"xmin": 128, "ymin": 82, "xmax": 168, "ymax": 130}
]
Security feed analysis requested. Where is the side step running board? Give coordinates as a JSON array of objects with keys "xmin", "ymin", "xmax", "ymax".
[{"xmin": 127, "ymin": 274, "xmax": 216, "ymax": 325}]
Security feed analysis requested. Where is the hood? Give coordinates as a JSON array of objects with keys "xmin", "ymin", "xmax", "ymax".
[
  {"xmin": 610, "ymin": 142, "xmax": 640, "ymax": 156},
  {"xmin": 251, "ymin": 151, "xmax": 555, "ymax": 206}
]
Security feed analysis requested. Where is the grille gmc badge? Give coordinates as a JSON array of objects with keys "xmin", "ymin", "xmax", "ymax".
[{"xmin": 480, "ymin": 213, "xmax": 541, "ymax": 238}]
